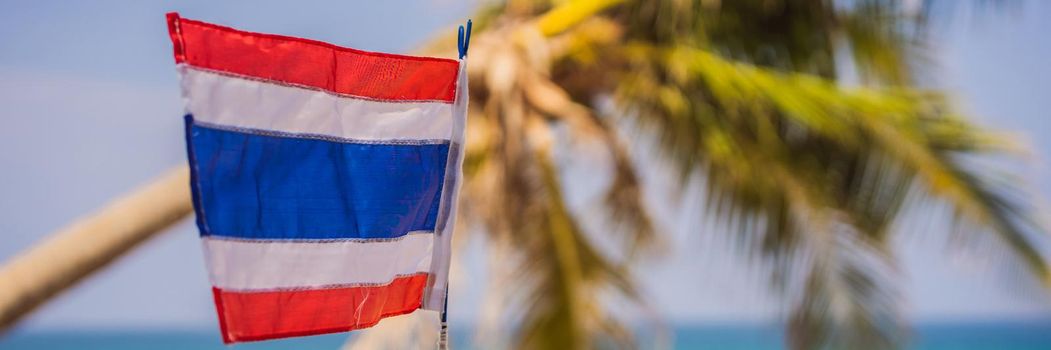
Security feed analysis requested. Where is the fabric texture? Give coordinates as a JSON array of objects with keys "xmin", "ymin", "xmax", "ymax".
[{"xmin": 168, "ymin": 12, "xmax": 466, "ymax": 344}]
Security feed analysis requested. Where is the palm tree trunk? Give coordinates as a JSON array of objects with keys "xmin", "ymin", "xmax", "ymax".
[{"xmin": 0, "ymin": 167, "xmax": 193, "ymax": 333}]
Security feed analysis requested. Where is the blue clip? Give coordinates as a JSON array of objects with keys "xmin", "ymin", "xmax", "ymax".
[{"xmin": 457, "ymin": 19, "xmax": 473, "ymax": 59}]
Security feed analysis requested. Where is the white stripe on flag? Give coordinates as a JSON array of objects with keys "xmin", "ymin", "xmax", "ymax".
[
  {"xmin": 202, "ymin": 234, "xmax": 433, "ymax": 291},
  {"xmin": 180, "ymin": 67, "xmax": 455, "ymax": 142}
]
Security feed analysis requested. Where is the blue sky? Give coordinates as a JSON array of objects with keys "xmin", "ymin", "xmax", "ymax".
[{"xmin": 0, "ymin": 0, "xmax": 1049, "ymax": 332}]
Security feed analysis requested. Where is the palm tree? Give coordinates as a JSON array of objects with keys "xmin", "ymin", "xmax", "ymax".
[
  {"xmin": 429, "ymin": 0, "xmax": 1050, "ymax": 349},
  {"xmin": 0, "ymin": 0, "xmax": 1046, "ymax": 349}
]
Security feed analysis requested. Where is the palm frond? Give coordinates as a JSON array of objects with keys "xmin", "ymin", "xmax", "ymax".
[
  {"xmin": 457, "ymin": 25, "xmax": 654, "ymax": 348},
  {"xmin": 516, "ymin": 148, "xmax": 637, "ymax": 349},
  {"xmin": 451, "ymin": 1, "xmax": 1049, "ymax": 349},
  {"xmin": 605, "ymin": 39, "xmax": 1047, "ymax": 348}
]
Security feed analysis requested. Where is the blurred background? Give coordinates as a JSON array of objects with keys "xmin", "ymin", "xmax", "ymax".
[{"xmin": 1, "ymin": 0, "xmax": 1050, "ymax": 349}]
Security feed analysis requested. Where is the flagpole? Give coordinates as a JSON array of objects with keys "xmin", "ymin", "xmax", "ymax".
[
  {"xmin": 437, "ymin": 19, "xmax": 470, "ymax": 350},
  {"xmin": 437, "ymin": 286, "xmax": 450, "ymax": 350}
]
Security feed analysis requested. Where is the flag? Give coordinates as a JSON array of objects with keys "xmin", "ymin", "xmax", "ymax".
[{"xmin": 166, "ymin": 13, "xmax": 466, "ymax": 343}]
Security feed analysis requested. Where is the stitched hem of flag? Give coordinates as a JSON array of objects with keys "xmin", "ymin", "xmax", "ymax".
[
  {"xmin": 202, "ymin": 230, "xmax": 434, "ymax": 244},
  {"xmin": 181, "ymin": 65, "xmax": 458, "ymax": 105},
  {"xmin": 193, "ymin": 120, "xmax": 451, "ymax": 146},
  {"xmin": 423, "ymin": 60, "xmax": 469, "ymax": 310},
  {"xmin": 215, "ymin": 272, "xmax": 431, "ymax": 293}
]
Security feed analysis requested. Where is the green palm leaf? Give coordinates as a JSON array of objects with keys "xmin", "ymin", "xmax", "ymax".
[{"xmin": 446, "ymin": 0, "xmax": 1048, "ymax": 349}]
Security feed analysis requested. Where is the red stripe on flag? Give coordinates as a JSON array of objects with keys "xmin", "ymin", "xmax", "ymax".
[
  {"xmin": 212, "ymin": 274, "xmax": 429, "ymax": 343},
  {"xmin": 165, "ymin": 13, "xmax": 459, "ymax": 103}
]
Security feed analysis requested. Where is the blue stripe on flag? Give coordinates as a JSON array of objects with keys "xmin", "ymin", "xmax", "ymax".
[{"xmin": 187, "ymin": 117, "xmax": 449, "ymax": 240}]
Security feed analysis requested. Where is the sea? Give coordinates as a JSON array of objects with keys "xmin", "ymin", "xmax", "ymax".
[{"xmin": 1, "ymin": 321, "xmax": 1049, "ymax": 349}]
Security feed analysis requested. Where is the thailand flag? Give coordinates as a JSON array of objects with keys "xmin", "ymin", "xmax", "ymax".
[{"xmin": 166, "ymin": 13, "xmax": 466, "ymax": 343}]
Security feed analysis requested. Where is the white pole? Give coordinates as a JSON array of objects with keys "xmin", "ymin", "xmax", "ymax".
[{"xmin": 437, "ymin": 286, "xmax": 450, "ymax": 349}]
